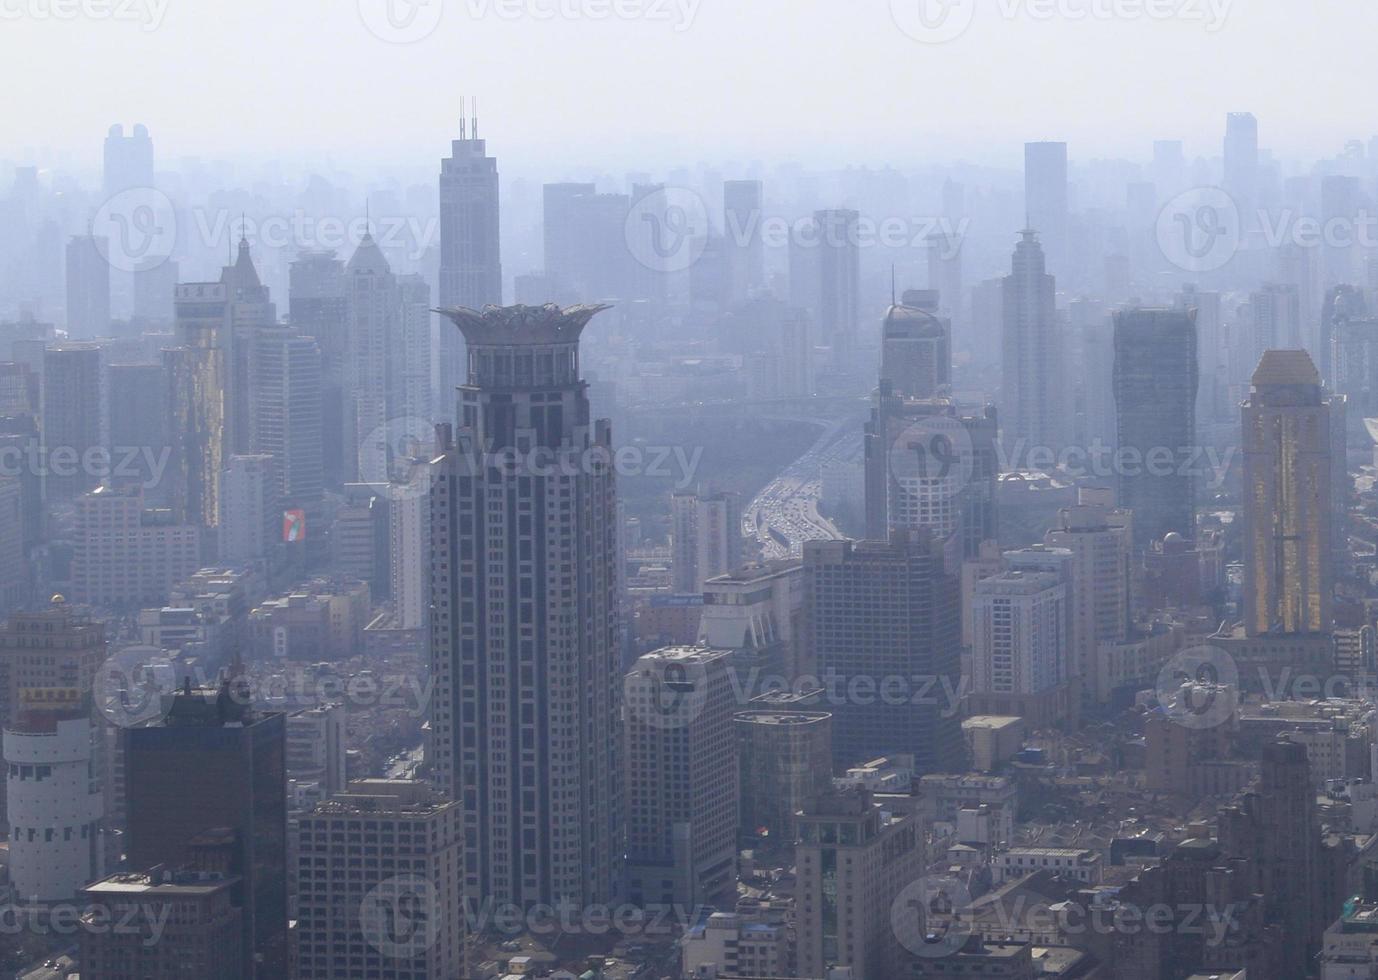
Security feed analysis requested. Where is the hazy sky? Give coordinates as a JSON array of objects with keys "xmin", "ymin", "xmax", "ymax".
[{"xmin": 2, "ymin": 0, "xmax": 1372, "ymax": 173}]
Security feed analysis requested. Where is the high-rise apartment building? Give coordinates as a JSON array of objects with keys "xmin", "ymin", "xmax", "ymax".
[
  {"xmin": 71, "ymin": 485, "xmax": 200, "ymax": 608},
  {"xmin": 219, "ymin": 454, "xmax": 279, "ymax": 563},
  {"xmin": 296, "ymin": 780, "xmax": 465, "ymax": 980},
  {"xmin": 1242, "ymin": 349, "xmax": 1333, "ymax": 635},
  {"xmin": 624, "ymin": 647, "xmax": 737, "ymax": 907},
  {"xmin": 1044, "ymin": 489, "xmax": 1131, "ymax": 706},
  {"xmin": 970, "ymin": 570, "xmax": 1070, "ymax": 727},
  {"xmin": 1113, "ymin": 308, "xmax": 1198, "ymax": 551},
  {"xmin": 429, "ymin": 303, "xmax": 621, "ymax": 909}
]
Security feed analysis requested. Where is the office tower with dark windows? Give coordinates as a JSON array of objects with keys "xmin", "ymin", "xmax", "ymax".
[
  {"xmin": 296, "ymin": 780, "xmax": 465, "ymax": 980},
  {"xmin": 880, "ymin": 290, "xmax": 951, "ymax": 400},
  {"xmin": 1112, "ymin": 308, "xmax": 1198, "ymax": 552},
  {"xmin": 65, "ymin": 235, "xmax": 110, "ymax": 339},
  {"xmin": 106, "ymin": 362, "xmax": 167, "ymax": 494},
  {"xmin": 439, "ymin": 112, "xmax": 502, "ymax": 422},
  {"xmin": 124, "ymin": 682, "xmax": 287, "ymax": 979},
  {"xmin": 1242, "ymin": 349, "xmax": 1333, "ymax": 636},
  {"xmin": 1024, "ymin": 141, "xmax": 1068, "ymax": 261},
  {"xmin": 723, "ymin": 179, "xmax": 765, "ymax": 304},
  {"xmin": 1001, "ymin": 230, "xmax": 1064, "ymax": 465},
  {"xmin": 734, "ymin": 705, "xmax": 832, "ymax": 847},
  {"xmin": 288, "ymin": 250, "xmax": 348, "ymax": 487},
  {"xmin": 428, "ymin": 303, "xmax": 621, "ymax": 909},
  {"xmin": 624, "ymin": 647, "xmax": 737, "ymax": 908},
  {"xmin": 42, "ymin": 343, "xmax": 104, "ymax": 502},
  {"xmin": 795, "ymin": 789, "xmax": 924, "ymax": 980},
  {"xmin": 804, "ymin": 530, "xmax": 962, "ymax": 774}
]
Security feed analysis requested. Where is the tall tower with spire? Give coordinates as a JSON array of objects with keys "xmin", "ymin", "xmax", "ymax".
[
  {"xmin": 438, "ymin": 98, "xmax": 503, "ymax": 424},
  {"xmin": 1001, "ymin": 229, "xmax": 1065, "ymax": 465}
]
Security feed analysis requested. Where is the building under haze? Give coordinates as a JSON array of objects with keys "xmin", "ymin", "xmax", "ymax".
[
  {"xmin": 64, "ymin": 235, "xmax": 110, "ymax": 339},
  {"xmin": 1112, "ymin": 308, "xmax": 1198, "ymax": 551},
  {"xmin": 438, "ymin": 112, "xmax": 502, "ymax": 422},
  {"xmin": 42, "ymin": 343, "xmax": 104, "ymax": 503},
  {"xmin": 428, "ymin": 303, "xmax": 622, "ymax": 909},
  {"xmin": 1243, "ymin": 349, "xmax": 1333, "ymax": 636},
  {"xmin": 1001, "ymin": 230, "xmax": 1064, "ymax": 466},
  {"xmin": 880, "ymin": 290, "xmax": 951, "ymax": 400}
]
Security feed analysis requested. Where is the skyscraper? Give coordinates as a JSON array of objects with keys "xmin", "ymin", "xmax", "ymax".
[
  {"xmin": 124, "ymin": 682, "xmax": 287, "ymax": 978},
  {"xmin": 804, "ymin": 530, "xmax": 963, "ymax": 774},
  {"xmin": 429, "ymin": 303, "xmax": 621, "ymax": 909},
  {"xmin": 65, "ymin": 235, "xmax": 110, "ymax": 338},
  {"xmin": 723, "ymin": 179, "xmax": 765, "ymax": 304},
  {"xmin": 102, "ymin": 123, "xmax": 153, "ymax": 197},
  {"xmin": 288, "ymin": 250, "xmax": 348, "ymax": 487},
  {"xmin": 880, "ymin": 290, "xmax": 951, "ymax": 400},
  {"xmin": 1223, "ymin": 112, "xmax": 1259, "ymax": 215},
  {"xmin": 1113, "ymin": 308, "xmax": 1198, "ymax": 551},
  {"xmin": 439, "ymin": 111, "xmax": 502, "ymax": 423},
  {"xmin": 1242, "ymin": 349, "xmax": 1333, "ymax": 635},
  {"xmin": 253, "ymin": 328, "xmax": 324, "ymax": 512},
  {"xmin": 1001, "ymin": 230, "xmax": 1064, "ymax": 465},
  {"xmin": 863, "ymin": 389, "xmax": 999, "ymax": 561},
  {"xmin": 1024, "ymin": 141, "xmax": 1068, "ymax": 262},
  {"xmin": 624, "ymin": 647, "xmax": 737, "ymax": 908},
  {"xmin": 106, "ymin": 362, "xmax": 167, "ymax": 494},
  {"xmin": 42, "ymin": 343, "xmax": 104, "ymax": 502},
  {"xmin": 814, "ymin": 209, "xmax": 861, "ymax": 366},
  {"xmin": 794, "ymin": 789, "xmax": 924, "ymax": 979},
  {"xmin": 221, "ymin": 235, "xmax": 276, "ymax": 457},
  {"xmin": 970, "ymin": 570, "xmax": 1071, "ymax": 727},
  {"xmin": 295, "ymin": 780, "xmax": 465, "ymax": 980},
  {"xmin": 344, "ymin": 232, "xmax": 397, "ymax": 483},
  {"xmin": 167, "ymin": 281, "xmax": 231, "ymax": 526}
]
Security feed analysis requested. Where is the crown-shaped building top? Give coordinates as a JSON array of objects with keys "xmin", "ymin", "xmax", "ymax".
[{"xmin": 435, "ymin": 303, "xmax": 612, "ymax": 348}]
